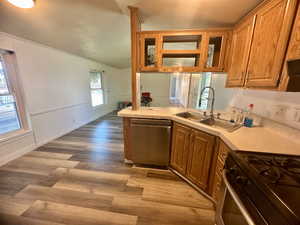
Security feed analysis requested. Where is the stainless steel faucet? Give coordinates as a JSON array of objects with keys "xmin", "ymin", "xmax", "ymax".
[{"xmin": 199, "ymin": 86, "xmax": 215, "ymax": 120}]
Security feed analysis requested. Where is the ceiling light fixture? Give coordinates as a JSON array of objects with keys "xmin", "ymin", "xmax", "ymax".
[{"xmin": 6, "ymin": 0, "xmax": 35, "ymax": 8}]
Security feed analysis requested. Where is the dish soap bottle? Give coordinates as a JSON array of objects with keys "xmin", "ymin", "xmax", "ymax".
[{"xmin": 244, "ymin": 104, "xmax": 254, "ymax": 127}]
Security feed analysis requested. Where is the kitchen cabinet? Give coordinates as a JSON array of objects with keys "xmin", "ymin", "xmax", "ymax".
[
  {"xmin": 139, "ymin": 30, "xmax": 230, "ymax": 73},
  {"xmin": 170, "ymin": 122, "xmax": 216, "ymax": 191},
  {"xmin": 246, "ymin": 0, "xmax": 297, "ymax": 88},
  {"xmin": 226, "ymin": 16, "xmax": 256, "ymax": 87},
  {"xmin": 279, "ymin": 2, "xmax": 300, "ymax": 91},
  {"xmin": 208, "ymin": 139, "xmax": 230, "ymax": 201},
  {"xmin": 123, "ymin": 117, "xmax": 132, "ymax": 162},
  {"xmin": 124, "ymin": 118, "xmax": 229, "ymax": 199},
  {"xmin": 170, "ymin": 123, "xmax": 191, "ymax": 175},
  {"xmin": 140, "ymin": 33, "xmax": 160, "ymax": 71},
  {"xmin": 203, "ymin": 32, "xmax": 228, "ymax": 72},
  {"xmin": 225, "ymin": 0, "xmax": 298, "ymax": 90},
  {"xmin": 186, "ymin": 130, "xmax": 216, "ymax": 190},
  {"xmin": 160, "ymin": 33, "xmax": 204, "ymax": 72}
]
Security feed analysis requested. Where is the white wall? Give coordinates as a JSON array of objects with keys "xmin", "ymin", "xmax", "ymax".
[
  {"xmin": 211, "ymin": 73, "xmax": 239, "ymax": 110},
  {"xmin": 188, "ymin": 73, "xmax": 238, "ymax": 110},
  {"xmin": 230, "ymin": 89, "xmax": 300, "ymax": 130},
  {"xmin": 114, "ymin": 67, "xmax": 131, "ymax": 102},
  {"xmin": 0, "ymin": 32, "xmax": 123, "ymax": 165},
  {"xmin": 120, "ymin": 68, "xmax": 173, "ymax": 107},
  {"xmin": 140, "ymin": 72, "xmax": 172, "ymax": 107}
]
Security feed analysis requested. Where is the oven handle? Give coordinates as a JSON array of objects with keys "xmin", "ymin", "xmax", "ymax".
[{"xmin": 222, "ymin": 170, "xmax": 256, "ymax": 225}]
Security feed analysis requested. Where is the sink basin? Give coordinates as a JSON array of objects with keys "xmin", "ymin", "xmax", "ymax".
[
  {"xmin": 176, "ymin": 111, "xmax": 205, "ymax": 121},
  {"xmin": 176, "ymin": 111, "xmax": 242, "ymax": 132},
  {"xmin": 200, "ymin": 117, "xmax": 242, "ymax": 132}
]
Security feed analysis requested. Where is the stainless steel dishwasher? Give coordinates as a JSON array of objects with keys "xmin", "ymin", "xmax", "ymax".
[{"xmin": 130, "ymin": 118, "xmax": 172, "ymax": 166}]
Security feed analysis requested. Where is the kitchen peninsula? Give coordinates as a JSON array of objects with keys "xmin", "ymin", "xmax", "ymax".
[{"xmin": 118, "ymin": 107, "xmax": 300, "ymax": 200}]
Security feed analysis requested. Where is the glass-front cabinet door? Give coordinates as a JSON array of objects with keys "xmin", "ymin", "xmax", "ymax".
[
  {"xmin": 140, "ymin": 34, "xmax": 160, "ymax": 71},
  {"xmin": 203, "ymin": 32, "xmax": 227, "ymax": 72}
]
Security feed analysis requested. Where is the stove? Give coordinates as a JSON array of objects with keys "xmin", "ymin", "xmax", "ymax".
[
  {"xmin": 244, "ymin": 154, "xmax": 300, "ymax": 186},
  {"xmin": 237, "ymin": 152, "xmax": 300, "ymax": 224},
  {"xmin": 217, "ymin": 151, "xmax": 300, "ymax": 225}
]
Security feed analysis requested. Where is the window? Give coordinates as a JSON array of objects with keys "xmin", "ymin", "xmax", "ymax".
[
  {"xmin": 90, "ymin": 71, "xmax": 104, "ymax": 107},
  {"xmin": 169, "ymin": 72, "xmax": 190, "ymax": 107},
  {"xmin": 197, "ymin": 72, "xmax": 212, "ymax": 110},
  {"xmin": 0, "ymin": 51, "xmax": 26, "ymax": 135}
]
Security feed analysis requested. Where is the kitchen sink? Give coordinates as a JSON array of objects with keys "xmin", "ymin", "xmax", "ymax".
[
  {"xmin": 200, "ymin": 117, "xmax": 242, "ymax": 132},
  {"xmin": 175, "ymin": 111, "xmax": 206, "ymax": 121},
  {"xmin": 176, "ymin": 111, "xmax": 242, "ymax": 132}
]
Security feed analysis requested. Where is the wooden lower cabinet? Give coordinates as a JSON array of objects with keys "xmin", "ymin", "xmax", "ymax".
[
  {"xmin": 208, "ymin": 139, "xmax": 230, "ymax": 201},
  {"xmin": 170, "ymin": 122, "xmax": 216, "ymax": 192},
  {"xmin": 123, "ymin": 117, "xmax": 132, "ymax": 161},
  {"xmin": 186, "ymin": 130, "xmax": 216, "ymax": 190},
  {"xmin": 170, "ymin": 123, "xmax": 191, "ymax": 175},
  {"xmin": 170, "ymin": 122, "xmax": 231, "ymax": 200}
]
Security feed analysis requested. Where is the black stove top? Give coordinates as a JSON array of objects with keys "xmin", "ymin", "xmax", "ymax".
[
  {"xmin": 228, "ymin": 151, "xmax": 300, "ymax": 225},
  {"xmin": 243, "ymin": 153, "xmax": 300, "ymax": 186}
]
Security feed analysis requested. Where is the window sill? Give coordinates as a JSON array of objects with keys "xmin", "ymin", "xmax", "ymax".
[
  {"xmin": 0, "ymin": 129, "xmax": 33, "ymax": 144},
  {"xmin": 92, "ymin": 104, "xmax": 105, "ymax": 109}
]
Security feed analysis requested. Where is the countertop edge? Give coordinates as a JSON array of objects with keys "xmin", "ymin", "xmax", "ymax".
[
  {"xmin": 118, "ymin": 109, "xmax": 300, "ymax": 156},
  {"xmin": 118, "ymin": 110, "xmax": 241, "ymax": 151}
]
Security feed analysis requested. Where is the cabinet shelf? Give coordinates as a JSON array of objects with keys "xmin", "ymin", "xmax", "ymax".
[
  {"xmin": 161, "ymin": 50, "xmax": 201, "ymax": 58},
  {"xmin": 163, "ymin": 35, "xmax": 202, "ymax": 43}
]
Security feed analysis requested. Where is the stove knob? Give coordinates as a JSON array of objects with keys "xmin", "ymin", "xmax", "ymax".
[
  {"xmin": 236, "ymin": 176, "xmax": 249, "ymax": 185},
  {"xmin": 229, "ymin": 166, "xmax": 238, "ymax": 175}
]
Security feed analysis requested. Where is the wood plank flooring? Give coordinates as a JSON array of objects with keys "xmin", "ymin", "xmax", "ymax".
[{"xmin": 0, "ymin": 112, "xmax": 215, "ymax": 225}]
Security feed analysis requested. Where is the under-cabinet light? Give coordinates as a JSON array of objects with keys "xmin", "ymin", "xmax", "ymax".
[{"xmin": 6, "ymin": 0, "xmax": 35, "ymax": 8}]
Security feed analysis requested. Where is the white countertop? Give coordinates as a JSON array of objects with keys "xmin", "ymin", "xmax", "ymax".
[{"xmin": 118, "ymin": 107, "xmax": 300, "ymax": 156}]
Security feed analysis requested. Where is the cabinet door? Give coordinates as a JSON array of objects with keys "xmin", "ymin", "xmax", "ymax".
[
  {"xmin": 186, "ymin": 130, "xmax": 215, "ymax": 190},
  {"xmin": 203, "ymin": 32, "xmax": 228, "ymax": 72},
  {"xmin": 170, "ymin": 123, "xmax": 191, "ymax": 175},
  {"xmin": 246, "ymin": 0, "xmax": 297, "ymax": 88},
  {"xmin": 209, "ymin": 139, "xmax": 230, "ymax": 201},
  {"xmin": 140, "ymin": 34, "xmax": 160, "ymax": 71},
  {"xmin": 279, "ymin": 3, "xmax": 300, "ymax": 91},
  {"xmin": 226, "ymin": 16, "xmax": 256, "ymax": 87},
  {"xmin": 123, "ymin": 118, "xmax": 132, "ymax": 161}
]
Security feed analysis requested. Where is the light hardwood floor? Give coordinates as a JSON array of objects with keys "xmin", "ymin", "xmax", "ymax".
[{"xmin": 0, "ymin": 112, "xmax": 215, "ymax": 225}]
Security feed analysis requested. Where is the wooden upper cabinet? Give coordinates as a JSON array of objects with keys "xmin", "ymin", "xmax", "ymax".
[
  {"xmin": 279, "ymin": 2, "xmax": 300, "ymax": 91},
  {"xmin": 138, "ymin": 30, "xmax": 230, "ymax": 73},
  {"xmin": 170, "ymin": 123, "xmax": 191, "ymax": 175},
  {"xmin": 226, "ymin": 16, "xmax": 256, "ymax": 87},
  {"xmin": 203, "ymin": 32, "xmax": 228, "ymax": 72},
  {"xmin": 186, "ymin": 130, "xmax": 215, "ymax": 190},
  {"xmin": 159, "ymin": 33, "xmax": 204, "ymax": 72},
  {"xmin": 140, "ymin": 33, "xmax": 160, "ymax": 71},
  {"xmin": 245, "ymin": 0, "xmax": 298, "ymax": 88}
]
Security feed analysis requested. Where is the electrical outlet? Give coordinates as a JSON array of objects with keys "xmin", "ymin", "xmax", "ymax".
[
  {"xmin": 293, "ymin": 108, "xmax": 300, "ymax": 122},
  {"xmin": 270, "ymin": 105, "xmax": 288, "ymax": 119}
]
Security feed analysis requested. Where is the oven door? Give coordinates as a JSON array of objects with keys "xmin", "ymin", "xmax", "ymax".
[{"xmin": 216, "ymin": 171, "xmax": 256, "ymax": 225}]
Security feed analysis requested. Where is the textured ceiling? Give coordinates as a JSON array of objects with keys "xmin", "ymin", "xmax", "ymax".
[{"xmin": 0, "ymin": 0, "xmax": 263, "ymax": 68}]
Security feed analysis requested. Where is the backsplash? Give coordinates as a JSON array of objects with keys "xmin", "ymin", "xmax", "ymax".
[{"xmin": 230, "ymin": 89, "xmax": 300, "ymax": 130}]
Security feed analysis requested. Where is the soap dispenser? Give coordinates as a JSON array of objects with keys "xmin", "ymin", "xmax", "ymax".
[{"xmin": 244, "ymin": 104, "xmax": 254, "ymax": 127}]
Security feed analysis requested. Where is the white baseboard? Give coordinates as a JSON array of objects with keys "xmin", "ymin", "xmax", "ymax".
[
  {"xmin": 0, "ymin": 110, "xmax": 115, "ymax": 167},
  {"xmin": 35, "ymin": 109, "xmax": 115, "ymax": 148},
  {"xmin": 0, "ymin": 143, "xmax": 36, "ymax": 167}
]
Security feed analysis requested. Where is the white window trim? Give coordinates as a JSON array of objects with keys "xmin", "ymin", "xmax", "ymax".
[
  {"xmin": 90, "ymin": 70, "xmax": 105, "ymax": 107},
  {"xmin": 0, "ymin": 51, "xmax": 30, "ymax": 139}
]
